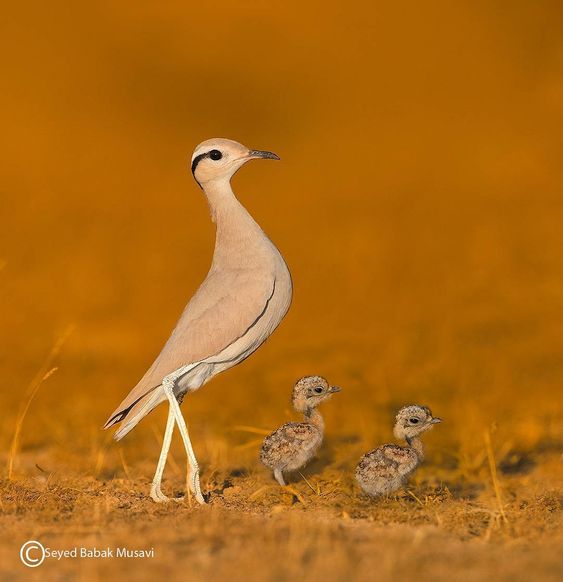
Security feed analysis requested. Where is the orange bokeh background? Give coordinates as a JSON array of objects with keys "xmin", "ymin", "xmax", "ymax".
[{"xmin": 1, "ymin": 0, "xmax": 562, "ymax": 472}]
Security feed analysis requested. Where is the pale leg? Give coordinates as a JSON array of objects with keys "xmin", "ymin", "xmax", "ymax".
[
  {"xmin": 150, "ymin": 404, "xmax": 175, "ymax": 503},
  {"xmin": 274, "ymin": 468, "xmax": 286, "ymax": 486},
  {"xmin": 162, "ymin": 371, "xmax": 206, "ymax": 505}
]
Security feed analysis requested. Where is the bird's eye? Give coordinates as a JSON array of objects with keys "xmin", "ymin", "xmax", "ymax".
[
  {"xmin": 314, "ymin": 387, "xmax": 323, "ymax": 394},
  {"xmin": 209, "ymin": 149, "xmax": 222, "ymax": 161},
  {"xmin": 409, "ymin": 418, "xmax": 420, "ymax": 424}
]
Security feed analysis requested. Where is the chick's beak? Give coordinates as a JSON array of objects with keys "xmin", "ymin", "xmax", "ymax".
[
  {"xmin": 431, "ymin": 417, "xmax": 443, "ymax": 424},
  {"xmin": 329, "ymin": 386, "xmax": 342, "ymax": 394},
  {"xmin": 247, "ymin": 149, "xmax": 280, "ymax": 160}
]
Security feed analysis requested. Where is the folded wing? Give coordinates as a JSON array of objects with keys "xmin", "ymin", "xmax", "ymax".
[{"xmin": 105, "ymin": 267, "xmax": 276, "ymax": 431}]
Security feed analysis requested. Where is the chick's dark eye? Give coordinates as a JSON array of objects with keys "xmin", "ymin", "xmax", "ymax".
[
  {"xmin": 409, "ymin": 418, "xmax": 420, "ymax": 424},
  {"xmin": 209, "ymin": 149, "xmax": 222, "ymax": 161},
  {"xmin": 314, "ymin": 387, "xmax": 323, "ymax": 394}
]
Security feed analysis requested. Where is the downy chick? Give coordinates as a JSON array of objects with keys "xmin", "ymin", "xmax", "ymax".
[
  {"xmin": 356, "ymin": 405, "xmax": 442, "ymax": 497},
  {"xmin": 260, "ymin": 376, "xmax": 341, "ymax": 486}
]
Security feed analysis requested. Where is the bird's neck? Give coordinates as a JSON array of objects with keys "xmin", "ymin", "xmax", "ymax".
[
  {"xmin": 202, "ymin": 179, "xmax": 253, "ymax": 224},
  {"xmin": 406, "ymin": 436, "xmax": 424, "ymax": 460},
  {"xmin": 202, "ymin": 179, "xmax": 268, "ymax": 248},
  {"xmin": 304, "ymin": 408, "xmax": 324, "ymax": 432}
]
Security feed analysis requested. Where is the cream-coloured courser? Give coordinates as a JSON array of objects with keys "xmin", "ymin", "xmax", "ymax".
[{"xmin": 104, "ymin": 138, "xmax": 292, "ymax": 504}]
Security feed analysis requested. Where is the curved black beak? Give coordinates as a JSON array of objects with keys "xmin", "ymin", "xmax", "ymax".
[{"xmin": 248, "ymin": 150, "xmax": 280, "ymax": 160}]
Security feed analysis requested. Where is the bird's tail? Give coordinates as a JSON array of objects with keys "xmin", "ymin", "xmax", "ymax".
[
  {"xmin": 103, "ymin": 384, "xmax": 165, "ymax": 441},
  {"xmin": 105, "ymin": 362, "xmax": 204, "ymax": 440},
  {"xmin": 115, "ymin": 389, "xmax": 167, "ymax": 440}
]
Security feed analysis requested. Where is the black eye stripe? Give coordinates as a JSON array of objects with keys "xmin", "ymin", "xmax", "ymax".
[
  {"xmin": 191, "ymin": 152, "xmax": 209, "ymax": 175},
  {"xmin": 191, "ymin": 150, "xmax": 223, "ymax": 176}
]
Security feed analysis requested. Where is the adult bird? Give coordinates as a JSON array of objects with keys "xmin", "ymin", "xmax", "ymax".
[{"xmin": 104, "ymin": 138, "xmax": 292, "ymax": 503}]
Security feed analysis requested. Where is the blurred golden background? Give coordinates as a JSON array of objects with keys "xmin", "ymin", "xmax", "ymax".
[{"xmin": 1, "ymin": 1, "xmax": 562, "ymax": 580}]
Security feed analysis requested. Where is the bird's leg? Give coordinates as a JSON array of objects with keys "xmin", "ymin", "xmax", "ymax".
[
  {"xmin": 150, "ymin": 404, "xmax": 175, "ymax": 503},
  {"xmin": 274, "ymin": 468, "xmax": 286, "ymax": 486},
  {"xmin": 162, "ymin": 372, "xmax": 206, "ymax": 505}
]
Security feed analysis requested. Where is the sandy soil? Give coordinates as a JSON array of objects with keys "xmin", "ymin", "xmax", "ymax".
[
  {"xmin": 1, "ymin": 322, "xmax": 562, "ymax": 582},
  {"xmin": 0, "ymin": 442, "xmax": 561, "ymax": 580}
]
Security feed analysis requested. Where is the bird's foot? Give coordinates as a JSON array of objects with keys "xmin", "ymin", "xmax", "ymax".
[
  {"xmin": 150, "ymin": 483, "xmax": 189, "ymax": 504},
  {"xmin": 192, "ymin": 491, "xmax": 206, "ymax": 505},
  {"xmin": 188, "ymin": 469, "xmax": 206, "ymax": 505},
  {"xmin": 150, "ymin": 482, "xmax": 171, "ymax": 503}
]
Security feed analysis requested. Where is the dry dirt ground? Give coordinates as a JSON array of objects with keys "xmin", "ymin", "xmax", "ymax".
[
  {"xmin": 1, "ymin": 336, "xmax": 562, "ymax": 581},
  {"xmin": 0, "ymin": 441, "xmax": 562, "ymax": 581}
]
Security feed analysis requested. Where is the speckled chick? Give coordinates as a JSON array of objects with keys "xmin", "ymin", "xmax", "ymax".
[
  {"xmin": 260, "ymin": 376, "xmax": 341, "ymax": 486},
  {"xmin": 356, "ymin": 405, "xmax": 442, "ymax": 497}
]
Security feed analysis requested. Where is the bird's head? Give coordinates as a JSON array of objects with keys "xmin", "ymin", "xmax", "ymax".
[
  {"xmin": 190, "ymin": 138, "xmax": 279, "ymax": 187},
  {"xmin": 292, "ymin": 375, "xmax": 341, "ymax": 414},
  {"xmin": 393, "ymin": 405, "xmax": 442, "ymax": 441}
]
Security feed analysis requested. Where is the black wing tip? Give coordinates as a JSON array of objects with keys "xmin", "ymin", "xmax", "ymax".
[
  {"xmin": 102, "ymin": 411, "xmax": 126, "ymax": 430},
  {"xmin": 102, "ymin": 384, "xmax": 161, "ymax": 431}
]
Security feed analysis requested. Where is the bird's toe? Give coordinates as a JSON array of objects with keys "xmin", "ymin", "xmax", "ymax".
[{"xmin": 150, "ymin": 484, "xmax": 171, "ymax": 503}]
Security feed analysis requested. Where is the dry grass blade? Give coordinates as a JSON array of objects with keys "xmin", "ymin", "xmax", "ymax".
[
  {"xmin": 249, "ymin": 485, "xmax": 271, "ymax": 500},
  {"xmin": 94, "ymin": 445, "xmax": 107, "ymax": 478},
  {"xmin": 406, "ymin": 490, "xmax": 425, "ymax": 507},
  {"xmin": 118, "ymin": 449, "xmax": 132, "ymax": 481},
  {"xmin": 6, "ymin": 325, "xmax": 75, "ymax": 479},
  {"xmin": 297, "ymin": 470, "xmax": 319, "ymax": 495},
  {"xmin": 484, "ymin": 429, "xmax": 509, "ymax": 525},
  {"xmin": 235, "ymin": 437, "xmax": 264, "ymax": 451},
  {"xmin": 232, "ymin": 425, "xmax": 272, "ymax": 436},
  {"xmin": 7, "ymin": 366, "xmax": 58, "ymax": 479}
]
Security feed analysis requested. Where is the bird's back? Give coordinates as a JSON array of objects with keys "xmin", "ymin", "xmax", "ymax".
[
  {"xmin": 356, "ymin": 444, "xmax": 419, "ymax": 496},
  {"xmin": 261, "ymin": 422, "xmax": 322, "ymax": 470}
]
